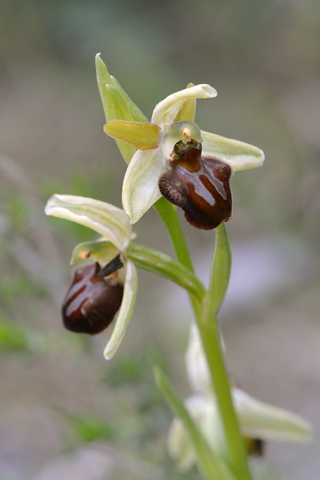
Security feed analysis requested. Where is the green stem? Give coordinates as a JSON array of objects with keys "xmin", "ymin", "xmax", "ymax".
[
  {"xmin": 127, "ymin": 243, "xmax": 205, "ymax": 305},
  {"xmin": 197, "ymin": 320, "xmax": 252, "ymax": 480},
  {"xmin": 196, "ymin": 224, "xmax": 252, "ymax": 480},
  {"xmin": 153, "ymin": 197, "xmax": 194, "ymax": 273},
  {"xmin": 155, "ymin": 207, "xmax": 252, "ymax": 479},
  {"xmin": 153, "ymin": 197, "xmax": 201, "ymax": 318}
]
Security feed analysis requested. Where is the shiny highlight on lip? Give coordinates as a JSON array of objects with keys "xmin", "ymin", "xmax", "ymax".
[
  {"xmin": 159, "ymin": 140, "xmax": 232, "ymax": 230},
  {"xmin": 62, "ymin": 260, "xmax": 124, "ymax": 335}
]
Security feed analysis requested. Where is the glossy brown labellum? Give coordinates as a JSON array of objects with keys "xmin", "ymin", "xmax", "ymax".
[
  {"xmin": 159, "ymin": 140, "xmax": 232, "ymax": 230},
  {"xmin": 62, "ymin": 260, "xmax": 124, "ymax": 335}
]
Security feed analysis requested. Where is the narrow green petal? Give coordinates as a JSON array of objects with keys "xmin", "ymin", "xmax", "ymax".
[
  {"xmin": 201, "ymin": 131, "xmax": 265, "ymax": 171},
  {"xmin": 104, "ymin": 120, "xmax": 161, "ymax": 150},
  {"xmin": 104, "ymin": 259, "xmax": 138, "ymax": 359},
  {"xmin": 152, "ymin": 84, "xmax": 217, "ymax": 127},
  {"xmin": 71, "ymin": 239, "xmax": 119, "ymax": 265},
  {"xmin": 45, "ymin": 194, "xmax": 132, "ymax": 251},
  {"xmin": 174, "ymin": 83, "xmax": 196, "ymax": 122},
  {"xmin": 122, "ymin": 148, "xmax": 165, "ymax": 223},
  {"xmin": 233, "ymin": 389, "xmax": 313, "ymax": 443},
  {"xmin": 110, "ymin": 75, "xmax": 149, "ymax": 122}
]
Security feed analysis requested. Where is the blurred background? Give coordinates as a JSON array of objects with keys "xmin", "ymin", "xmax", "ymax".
[{"xmin": 0, "ymin": 0, "xmax": 319, "ymax": 479}]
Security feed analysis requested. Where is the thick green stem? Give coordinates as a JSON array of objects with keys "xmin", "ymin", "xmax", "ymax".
[
  {"xmin": 196, "ymin": 223, "xmax": 252, "ymax": 479},
  {"xmin": 153, "ymin": 197, "xmax": 201, "ymax": 319},
  {"xmin": 155, "ymin": 208, "xmax": 252, "ymax": 479},
  {"xmin": 153, "ymin": 197, "xmax": 194, "ymax": 273},
  {"xmin": 196, "ymin": 319, "xmax": 252, "ymax": 480}
]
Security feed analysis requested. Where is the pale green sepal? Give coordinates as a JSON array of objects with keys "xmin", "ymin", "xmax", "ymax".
[
  {"xmin": 104, "ymin": 120, "xmax": 161, "ymax": 150},
  {"xmin": 95, "ymin": 55, "xmax": 135, "ymax": 163},
  {"xmin": 103, "ymin": 85, "xmax": 136, "ymax": 163},
  {"xmin": 154, "ymin": 367, "xmax": 236, "ymax": 480},
  {"xmin": 104, "ymin": 259, "xmax": 138, "ymax": 360},
  {"xmin": 233, "ymin": 388, "xmax": 313, "ymax": 443},
  {"xmin": 71, "ymin": 239, "xmax": 119, "ymax": 265},
  {"xmin": 95, "ymin": 53, "xmax": 113, "ymax": 120},
  {"xmin": 201, "ymin": 131, "xmax": 265, "ymax": 171},
  {"xmin": 105, "ymin": 85, "xmax": 133, "ymax": 122},
  {"xmin": 152, "ymin": 84, "xmax": 217, "ymax": 127},
  {"xmin": 110, "ymin": 75, "xmax": 149, "ymax": 122},
  {"xmin": 45, "ymin": 194, "xmax": 132, "ymax": 251},
  {"xmin": 174, "ymin": 83, "xmax": 196, "ymax": 122},
  {"xmin": 122, "ymin": 147, "xmax": 165, "ymax": 223}
]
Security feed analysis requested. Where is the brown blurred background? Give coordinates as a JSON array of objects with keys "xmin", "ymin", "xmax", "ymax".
[{"xmin": 0, "ymin": 0, "xmax": 319, "ymax": 479}]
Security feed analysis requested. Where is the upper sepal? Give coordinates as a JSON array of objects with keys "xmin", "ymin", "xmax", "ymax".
[{"xmin": 45, "ymin": 194, "xmax": 133, "ymax": 251}]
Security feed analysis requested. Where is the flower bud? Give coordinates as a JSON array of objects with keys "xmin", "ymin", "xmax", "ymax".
[
  {"xmin": 159, "ymin": 139, "xmax": 232, "ymax": 230},
  {"xmin": 62, "ymin": 259, "xmax": 124, "ymax": 335}
]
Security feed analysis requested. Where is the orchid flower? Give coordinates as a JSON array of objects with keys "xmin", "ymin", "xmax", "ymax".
[
  {"xmin": 97, "ymin": 55, "xmax": 264, "ymax": 228},
  {"xmin": 45, "ymin": 194, "xmax": 137, "ymax": 360},
  {"xmin": 168, "ymin": 323, "xmax": 312, "ymax": 471}
]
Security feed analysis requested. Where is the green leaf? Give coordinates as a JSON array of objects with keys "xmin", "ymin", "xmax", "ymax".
[
  {"xmin": 203, "ymin": 223, "xmax": 231, "ymax": 317},
  {"xmin": 154, "ymin": 367, "xmax": 236, "ymax": 480}
]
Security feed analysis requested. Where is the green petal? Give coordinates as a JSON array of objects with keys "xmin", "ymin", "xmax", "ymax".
[
  {"xmin": 45, "ymin": 194, "xmax": 132, "ymax": 251},
  {"xmin": 233, "ymin": 388, "xmax": 313, "ymax": 443},
  {"xmin": 104, "ymin": 259, "xmax": 138, "ymax": 359},
  {"xmin": 104, "ymin": 120, "xmax": 161, "ymax": 150},
  {"xmin": 122, "ymin": 148, "xmax": 165, "ymax": 223},
  {"xmin": 174, "ymin": 83, "xmax": 196, "ymax": 122},
  {"xmin": 152, "ymin": 84, "xmax": 217, "ymax": 127},
  {"xmin": 71, "ymin": 239, "xmax": 119, "ymax": 265},
  {"xmin": 201, "ymin": 131, "xmax": 265, "ymax": 171}
]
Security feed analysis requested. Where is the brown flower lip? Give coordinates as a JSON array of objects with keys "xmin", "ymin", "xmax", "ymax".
[
  {"xmin": 159, "ymin": 140, "xmax": 232, "ymax": 230},
  {"xmin": 62, "ymin": 259, "xmax": 124, "ymax": 335}
]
